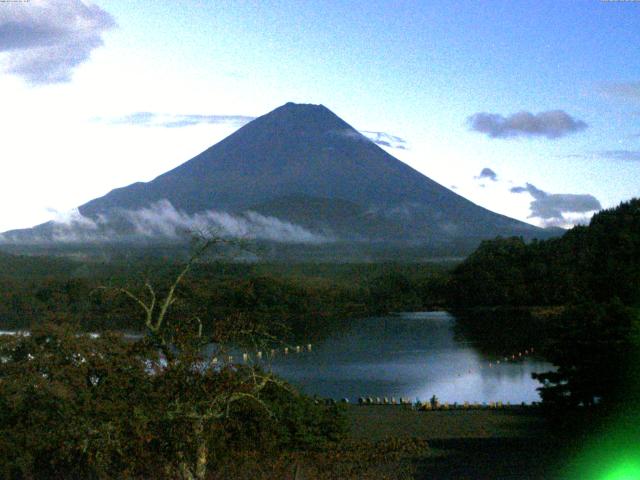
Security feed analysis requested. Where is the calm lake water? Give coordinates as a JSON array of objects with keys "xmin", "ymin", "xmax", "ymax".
[{"xmin": 267, "ymin": 311, "xmax": 552, "ymax": 404}]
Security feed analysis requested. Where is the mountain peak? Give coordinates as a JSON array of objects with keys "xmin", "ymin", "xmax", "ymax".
[
  {"xmin": 261, "ymin": 102, "xmax": 340, "ymax": 127},
  {"xmin": 259, "ymin": 102, "xmax": 345, "ymax": 132},
  {"xmin": 281, "ymin": 101, "xmax": 327, "ymax": 110}
]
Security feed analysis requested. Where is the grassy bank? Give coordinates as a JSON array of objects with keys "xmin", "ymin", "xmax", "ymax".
[
  {"xmin": 345, "ymin": 406, "xmax": 565, "ymax": 479},
  {"xmin": 347, "ymin": 405, "xmax": 547, "ymax": 441}
]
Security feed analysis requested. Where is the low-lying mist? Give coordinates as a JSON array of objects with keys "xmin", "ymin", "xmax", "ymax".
[{"xmin": 0, "ymin": 199, "xmax": 334, "ymax": 245}]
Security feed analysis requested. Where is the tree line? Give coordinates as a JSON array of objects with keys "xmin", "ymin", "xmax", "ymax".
[
  {"xmin": 0, "ymin": 260, "xmax": 447, "ymax": 341},
  {"xmin": 447, "ymin": 199, "xmax": 640, "ymax": 308}
]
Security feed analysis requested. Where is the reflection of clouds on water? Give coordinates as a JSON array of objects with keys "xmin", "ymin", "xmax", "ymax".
[{"xmin": 269, "ymin": 312, "xmax": 553, "ymax": 403}]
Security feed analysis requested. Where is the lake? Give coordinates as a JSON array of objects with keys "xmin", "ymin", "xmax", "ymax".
[
  {"xmin": 1, "ymin": 311, "xmax": 551, "ymax": 404},
  {"xmin": 267, "ymin": 311, "xmax": 552, "ymax": 404}
]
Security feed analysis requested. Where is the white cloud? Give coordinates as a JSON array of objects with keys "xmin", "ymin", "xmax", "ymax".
[
  {"xmin": 468, "ymin": 110, "xmax": 587, "ymax": 139},
  {"xmin": 97, "ymin": 112, "xmax": 255, "ymax": 128},
  {"xmin": 510, "ymin": 183, "xmax": 601, "ymax": 226},
  {"xmin": 360, "ymin": 130, "xmax": 408, "ymax": 149},
  {"xmin": 475, "ymin": 167, "xmax": 498, "ymax": 181},
  {"xmin": 0, "ymin": 0, "xmax": 116, "ymax": 84},
  {"xmin": 1, "ymin": 200, "xmax": 333, "ymax": 244},
  {"xmin": 598, "ymin": 82, "xmax": 640, "ymax": 104}
]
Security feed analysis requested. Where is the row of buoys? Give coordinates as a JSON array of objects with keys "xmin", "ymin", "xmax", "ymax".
[
  {"xmin": 417, "ymin": 400, "xmax": 541, "ymax": 411},
  {"xmin": 357, "ymin": 396, "xmax": 413, "ymax": 405},
  {"xmin": 210, "ymin": 343, "xmax": 313, "ymax": 365},
  {"xmin": 351, "ymin": 398, "xmax": 541, "ymax": 409},
  {"xmin": 452, "ymin": 347, "xmax": 537, "ymax": 379},
  {"xmin": 487, "ymin": 347, "xmax": 535, "ymax": 369}
]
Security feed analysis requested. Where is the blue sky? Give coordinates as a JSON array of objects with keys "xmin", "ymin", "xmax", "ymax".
[{"xmin": 0, "ymin": 0, "xmax": 638, "ymax": 231}]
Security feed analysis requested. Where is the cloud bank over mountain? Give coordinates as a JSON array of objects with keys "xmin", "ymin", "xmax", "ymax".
[
  {"xmin": 361, "ymin": 131, "xmax": 408, "ymax": 149},
  {"xmin": 0, "ymin": 200, "xmax": 332, "ymax": 245},
  {"xmin": 332, "ymin": 128, "xmax": 408, "ymax": 150}
]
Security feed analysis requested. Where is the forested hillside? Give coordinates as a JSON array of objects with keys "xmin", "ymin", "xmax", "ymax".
[
  {"xmin": 448, "ymin": 199, "xmax": 640, "ymax": 410},
  {"xmin": 447, "ymin": 198, "xmax": 640, "ymax": 307}
]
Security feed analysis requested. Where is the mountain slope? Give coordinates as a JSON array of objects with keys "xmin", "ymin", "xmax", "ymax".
[{"xmin": 78, "ymin": 102, "xmax": 541, "ymax": 241}]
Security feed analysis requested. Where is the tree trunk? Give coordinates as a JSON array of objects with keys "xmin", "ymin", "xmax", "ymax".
[
  {"xmin": 194, "ymin": 419, "xmax": 208, "ymax": 480},
  {"xmin": 180, "ymin": 465, "xmax": 195, "ymax": 480}
]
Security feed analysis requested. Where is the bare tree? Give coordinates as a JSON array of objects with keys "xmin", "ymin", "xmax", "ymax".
[{"xmin": 101, "ymin": 232, "xmax": 289, "ymax": 480}]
